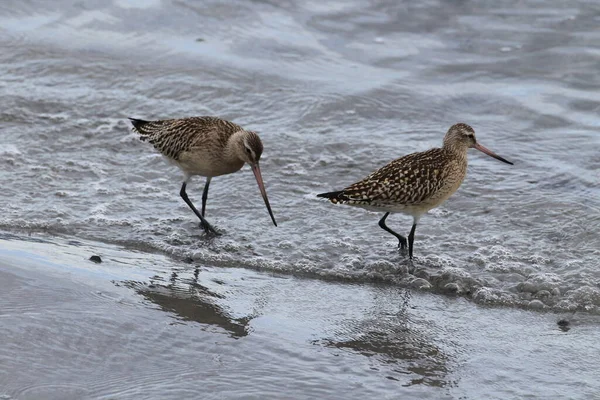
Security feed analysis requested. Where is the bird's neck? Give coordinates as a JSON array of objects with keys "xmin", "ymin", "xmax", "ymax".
[
  {"xmin": 443, "ymin": 142, "xmax": 469, "ymax": 160},
  {"xmin": 224, "ymin": 131, "xmax": 246, "ymax": 163}
]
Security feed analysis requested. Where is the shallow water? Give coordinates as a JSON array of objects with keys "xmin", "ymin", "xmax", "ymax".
[
  {"xmin": 1, "ymin": 233, "xmax": 600, "ymax": 399},
  {"xmin": 1, "ymin": 0, "xmax": 600, "ymax": 388},
  {"xmin": 2, "ymin": 0, "xmax": 599, "ymax": 312}
]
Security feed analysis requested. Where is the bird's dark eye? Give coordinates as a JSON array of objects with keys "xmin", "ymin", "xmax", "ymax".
[{"xmin": 245, "ymin": 148, "xmax": 252, "ymax": 154}]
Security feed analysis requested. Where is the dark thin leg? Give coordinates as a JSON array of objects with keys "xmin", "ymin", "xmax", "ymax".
[
  {"xmin": 378, "ymin": 212, "xmax": 407, "ymax": 249},
  {"xmin": 408, "ymin": 223, "xmax": 417, "ymax": 259},
  {"xmin": 201, "ymin": 177, "xmax": 212, "ymax": 217},
  {"xmin": 180, "ymin": 182, "xmax": 219, "ymax": 235}
]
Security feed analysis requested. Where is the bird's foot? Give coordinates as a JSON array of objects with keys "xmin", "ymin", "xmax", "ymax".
[{"xmin": 199, "ymin": 221, "xmax": 221, "ymax": 236}]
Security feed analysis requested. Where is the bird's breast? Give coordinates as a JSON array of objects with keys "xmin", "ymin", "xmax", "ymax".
[
  {"xmin": 424, "ymin": 159, "xmax": 468, "ymax": 207},
  {"xmin": 176, "ymin": 149, "xmax": 244, "ymax": 177}
]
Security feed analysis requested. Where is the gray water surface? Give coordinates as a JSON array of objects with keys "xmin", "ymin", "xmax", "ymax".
[{"xmin": 1, "ymin": 1, "xmax": 599, "ymax": 309}]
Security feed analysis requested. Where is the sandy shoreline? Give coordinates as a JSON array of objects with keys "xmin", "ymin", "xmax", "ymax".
[{"xmin": 1, "ymin": 232, "xmax": 599, "ymax": 399}]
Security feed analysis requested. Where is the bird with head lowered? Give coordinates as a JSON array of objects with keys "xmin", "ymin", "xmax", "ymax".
[{"xmin": 129, "ymin": 116, "xmax": 277, "ymax": 235}]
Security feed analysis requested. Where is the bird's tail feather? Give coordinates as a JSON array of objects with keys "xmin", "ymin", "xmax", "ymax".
[
  {"xmin": 128, "ymin": 117, "xmax": 152, "ymax": 137},
  {"xmin": 317, "ymin": 191, "xmax": 342, "ymax": 199},
  {"xmin": 317, "ymin": 191, "xmax": 347, "ymax": 204}
]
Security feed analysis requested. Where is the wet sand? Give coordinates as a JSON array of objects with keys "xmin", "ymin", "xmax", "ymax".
[
  {"xmin": 1, "ymin": 232, "xmax": 599, "ymax": 399},
  {"xmin": 1, "ymin": 0, "xmax": 600, "ymax": 313}
]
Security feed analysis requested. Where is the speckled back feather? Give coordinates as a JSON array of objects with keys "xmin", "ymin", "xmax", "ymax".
[
  {"xmin": 129, "ymin": 116, "xmax": 243, "ymax": 161},
  {"xmin": 319, "ymin": 148, "xmax": 466, "ymax": 208}
]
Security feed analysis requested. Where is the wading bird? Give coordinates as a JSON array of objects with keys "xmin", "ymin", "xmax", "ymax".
[
  {"xmin": 317, "ymin": 123, "xmax": 512, "ymax": 258},
  {"xmin": 129, "ymin": 116, "xmax": 277, "ymax": 234}
]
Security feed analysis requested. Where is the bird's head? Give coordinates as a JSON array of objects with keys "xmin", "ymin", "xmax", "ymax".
[
  {"xmin": 443, "ymin": 123, "xmax": 477, "ymax": 149},
  {"xmin": 443, "ymin": 123, "xmax": 513, "ymax": 165},
  {"xmin": 239, "ymin": 131, "xmax": 264, "ymax": 165}
]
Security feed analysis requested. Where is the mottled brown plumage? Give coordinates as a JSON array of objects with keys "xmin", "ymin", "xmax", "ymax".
[
  {"xmin": 129, "ymin": 116, "xmax": 277, "ymax": 234},
  {"xmin": 326, "ymin": 147, "xmax": 466, "ymax": 213},
  {"xmin": 318, "ymin": 123, "xmax": 513, "ymax": 259},
  {"xmin": 131, "ymin": 117, "xmax": 264, "ymax": 176}
]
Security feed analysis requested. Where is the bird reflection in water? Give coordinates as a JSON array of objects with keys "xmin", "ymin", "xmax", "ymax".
[
  {"xmin": 122, "ymin": 266, "xmax": 253, "ymax": 338},
  {"xmin": 314, "ymin": 289, "xmax": 451, "ymax": 387}
]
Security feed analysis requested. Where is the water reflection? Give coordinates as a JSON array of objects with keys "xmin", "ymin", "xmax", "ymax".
[
  {"xmin": 122, "ymin": 266, "xmax": 253, "ymax": 338},
  {"xmin": 315, "ymin": 289, "xmax": 451, "ymax": 387}
]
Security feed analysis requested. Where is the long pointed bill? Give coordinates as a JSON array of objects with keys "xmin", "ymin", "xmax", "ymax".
[
  {"xmin": 251, "ymin": 163, "xmax": 277, "ymax": 227},
  {"xmin": 473, "ymin": 143, "xmax": 514, "ymax": 165}
]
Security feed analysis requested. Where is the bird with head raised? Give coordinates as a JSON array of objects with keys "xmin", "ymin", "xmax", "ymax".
[
  {"xmin": 129, "ymin": 116, "xmax": 277, "ymax": 234},
  {"xmin": 317, "ymin": 123, "xmax": 513, "ymax": 259}
]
